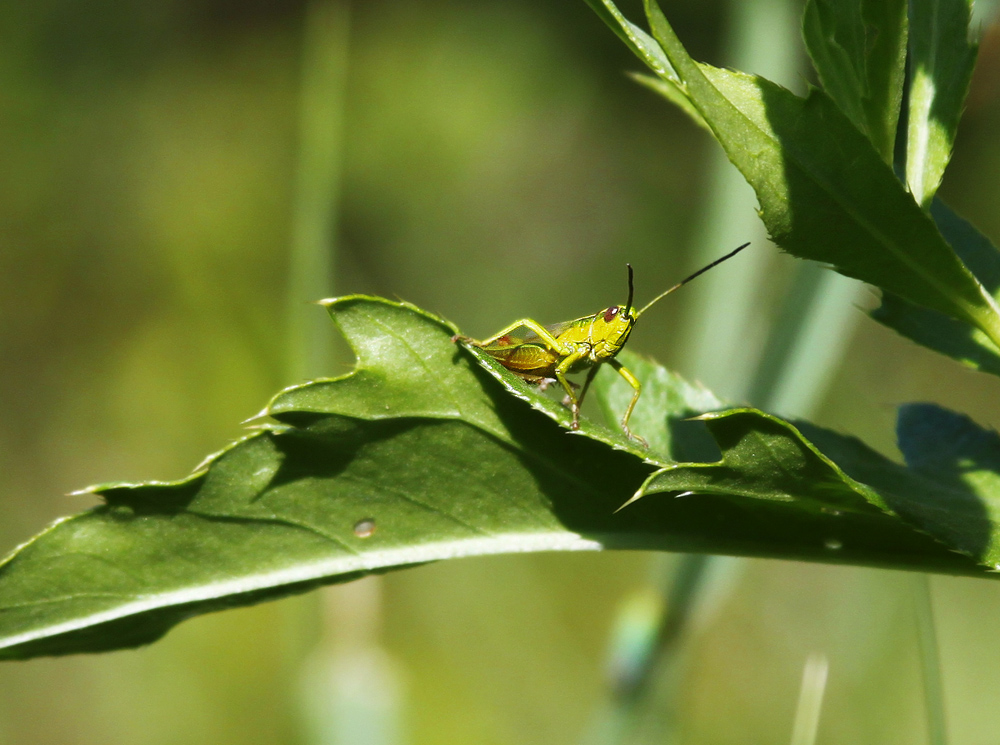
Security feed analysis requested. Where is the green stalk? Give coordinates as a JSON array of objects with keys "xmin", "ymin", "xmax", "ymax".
[
  {"xmin": 590, "ymin": 0, "xmax": 817, "ymax": 742},
  {"xmin": 286, "ymin": 0, "xmax": 350, "ymax": 382},
  {"xmin": 748, "ymin": 264, "xmax": 862, "ymax": 417},
  {"xmin": 970, "ymin": 305, "xmax": 1000, "ymax": 357},
  {"xmin": 586, "ymin": 556, "xmax": 742, "ymax": 745},
  {"xmin": 913, "ymin": 574, "xmax": 948, "ymax": 745},
  {"xmin": 282, "ymin": 5, "xmax": 406, "ymax": 745}
]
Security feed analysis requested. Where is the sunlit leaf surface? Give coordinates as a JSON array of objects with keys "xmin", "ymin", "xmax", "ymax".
[
  {"xmin": 2, "ymin": 297, "xmax": 998, "ymax": 660},
  {"xmin": 584, "ymin": 0, "xmax": 1000, "ymax": 351}
]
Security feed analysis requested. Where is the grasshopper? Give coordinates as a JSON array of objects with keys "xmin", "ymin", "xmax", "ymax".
[{"xmin": 453, "ymin": 242, "xmax": 749, "ymax": 443}]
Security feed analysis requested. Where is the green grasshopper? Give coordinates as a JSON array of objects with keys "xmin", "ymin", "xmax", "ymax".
[{"xmin": 453, "ymin": 242, "xmax": 749, "ymax": 443}]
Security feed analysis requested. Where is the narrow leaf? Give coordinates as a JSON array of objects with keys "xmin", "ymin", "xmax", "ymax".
[
  {"xmin": 873, "ymin": 199, "xmax": 1000, "ymax": 375},
  {"xmin": 580, "ymin": 0, "xmax": 676, "ymax": 81},
  {"xmin": 906, "ymin": 0, "xmax": 978, "ymax": 208},
  {"xmin": 802, "ymin": 0, "xmax": 908, "ymax": 162},
  {"xmin": 587, "ymin": 0, "xmax": 1000, "ymax": 351}
]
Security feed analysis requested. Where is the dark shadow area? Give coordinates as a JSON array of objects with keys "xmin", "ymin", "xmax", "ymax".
[
  {"xmin": 665, "ymin": 414, "xmax": 721, "ymax": 463},
  {"xmin": 474, "ymin": 361, "xmax": 983, "ymax": 575},
  {"xmin": 799, "ymin": 414, "xmax": 991, "ymax": 561},
  {"xmin": 894, "ymin": 403, "xmax": 1000, "ymax": 558},
  {"xmin": 269, "ymin": 415, "xmax": 427, "ymax": 485},
  {"xmin": 98, "ymin": 475, "xmax": 207, "ymax": 515}
]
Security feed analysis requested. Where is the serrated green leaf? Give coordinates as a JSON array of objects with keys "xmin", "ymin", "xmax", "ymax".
[
  {"xmin": 873, "ymin": 199, "xmax": 1000, "ymax": 375},
  {"xmin": 633, "ymin": 408, "xmax": 1000, "ymax": 569},
  {"xmin": 584, "ymin": 0, "xmax": 1000, "ymax": 352},
  {"xmin": 906, "ymin": 0, "xmax": 978, "ymax": 208},
  {"xmin": 802, "ymin": 0, "xmax": 908, "ymax": 162},
  {"xmin": 1, "ymin": 297, "xmax": 996, "ymax": 661}
]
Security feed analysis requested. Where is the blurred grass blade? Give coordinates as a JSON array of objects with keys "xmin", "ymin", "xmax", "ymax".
[
  {"xmin": 585, "ymin": 0, "xmax": 1000, "ymax": 352},
  {"xmin": 286, "ymin": 0, "xmax": 350, "ymax": 381},
  {"xmin": 597, "ymin": 3, "xmax": 802, "ymax": 739},
  {"xmin": 912, "ymin": 575, "xmax": 948, "ymax": 745},
  {"xmin": 789, "ymin": 653, "xmax": 829, "ymax": 745},
  {"xmin": 906, "ymin": 0, "xmax": 977, "ymax": 208},
  {"xmin": 873, "ymin": 199, "xmax": 1000, "ymax": 376},
  {"xmin": 802, "ymin": 0, "xmax": 907, "ymax": 162},
  {"xmin": 748, "ymin": 264, "xmax": 863, "ymax": 418},
  {"xmin": 300, "ymin": 581, "xmax": 405, "ymax": 745},
  {"xmin": 3, "ymin": 297, "xmax": 1000, "ymax": 660},
  {"xmin": 591, "ymin": 554, "xmax": 730, "ymax": 745}
]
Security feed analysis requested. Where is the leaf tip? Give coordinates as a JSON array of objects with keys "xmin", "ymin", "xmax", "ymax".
[
  {"xmin": 243, "ymin": 407, "xmax": 272, "ymax": 425},
  {"xmin": 616, "ymin": 486, "xmax": 645, "ymax": 513}
]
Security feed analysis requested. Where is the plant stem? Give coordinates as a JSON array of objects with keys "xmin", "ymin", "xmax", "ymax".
[
  {"xmin": 592, "ymin": 0, "xmax": 819, "ymax": 740},
  {"xmin": 286, "ymin": 0, "xmax": 351, "ymax": 382},
  {"xmin": 913, "ymin": 574, "xmax": 948, "ymax": 745}
]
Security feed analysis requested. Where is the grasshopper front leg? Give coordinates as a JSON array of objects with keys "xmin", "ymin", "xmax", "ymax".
[{"xmin": 608, "ymin": 359, "xmax": 646, "ymax": 446}]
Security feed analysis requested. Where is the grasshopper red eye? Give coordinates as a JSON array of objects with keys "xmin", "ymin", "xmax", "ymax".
[{"xmin": 604, "ymin": 306, "xmax": 619, "ymax": 322}]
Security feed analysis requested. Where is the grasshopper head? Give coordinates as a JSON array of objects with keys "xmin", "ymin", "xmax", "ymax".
[
  {"xmin": 597, "ymin": 303, "xmax": 635, "ymax": 348},
  {"xmin": 591, "ymin": 265, "xmax": 637, "ymax": 357},
  {"xmin": 593, "ymin": 245, "xmax": 750, "ymax": 360}
]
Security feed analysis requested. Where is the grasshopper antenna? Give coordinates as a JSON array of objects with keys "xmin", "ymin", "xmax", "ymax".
[
  {"xmin": 635, "ymin": 241, "xmax": 750, "ymax": 318},
  {"xmin": 625, "ymin": 263, "xmax": 635, "ymax": 318}
]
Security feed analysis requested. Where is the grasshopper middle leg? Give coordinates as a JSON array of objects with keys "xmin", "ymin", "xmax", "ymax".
[{"xmin": 554, "ymin": 349, "xmax": 587, "ymax": 429}]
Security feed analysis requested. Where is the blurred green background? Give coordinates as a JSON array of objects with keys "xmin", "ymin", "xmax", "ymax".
[{"xmin": 5, "ymin": 0, "xmax": 1000, "ymax": 742}]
